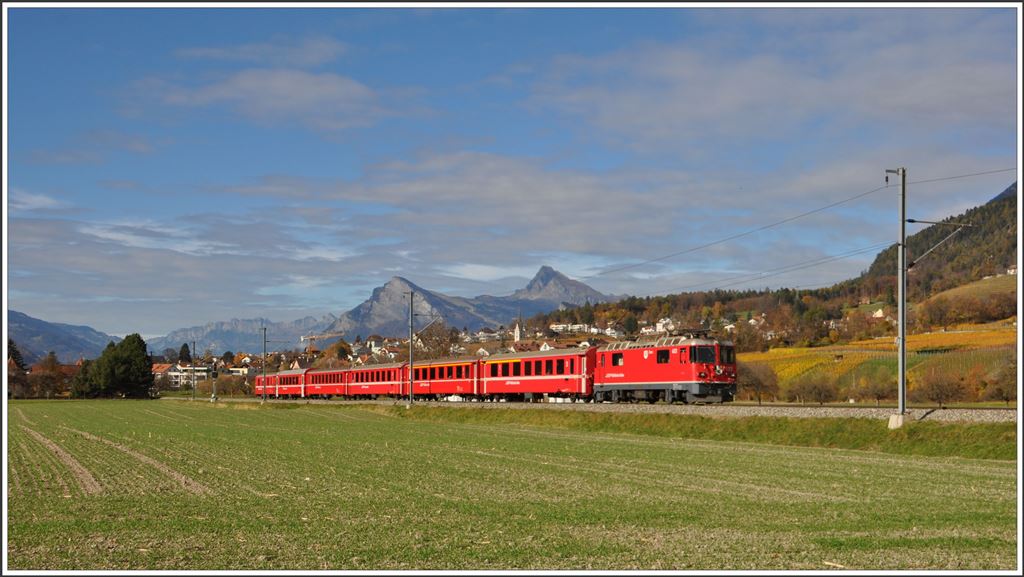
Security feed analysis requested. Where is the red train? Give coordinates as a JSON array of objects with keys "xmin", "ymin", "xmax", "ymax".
[{"xmin": 254, "ymin": 334, "xmax": 737, "ymax": 404}]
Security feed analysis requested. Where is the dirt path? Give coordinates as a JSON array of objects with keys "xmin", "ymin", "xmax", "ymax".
[
  {"xmin": 19, "ymin": 426, "xmax": 102, "ymax": 496},
  {"xmin": 62, "ymin": 427, "xmax": 210, "ymax": 495}
]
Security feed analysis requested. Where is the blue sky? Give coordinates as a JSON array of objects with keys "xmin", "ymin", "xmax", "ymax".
[{"xmin": 4, "ymin": 4, "xmax": 1020, "ymax": 339}]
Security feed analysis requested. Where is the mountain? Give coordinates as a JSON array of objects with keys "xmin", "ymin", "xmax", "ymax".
[
  {"xmin": 324, "ymin": 266, "xmax": 618, "ymax": 341},
  {"xmin": 145, "ymin": 314, "xmax": 337, "ymax": 358},
  {"xmin": 9, "ymin": 310, "xmax": 122, "ymax": 364},
  {"xmin": 511, "ymin": 265, "xmax": 614, "ymax": 305}
]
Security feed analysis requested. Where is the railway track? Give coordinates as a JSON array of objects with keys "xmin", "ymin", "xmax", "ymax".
[{"xmin": 168, "ymin": 396, "xmax": 1017, "ymax": 423}]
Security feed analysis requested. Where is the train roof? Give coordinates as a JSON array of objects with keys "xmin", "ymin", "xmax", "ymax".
[
  {"xmin": 485, "ymin": 348, "xmax": 589, "ymax": 362},
  {"xmin": 349, "ymin": 361, "xmax": 406, "ymax": 371},
  {"xmin": 410, "ymin": 356, "xmax": 480, "ymax": 366},
  {"xmin": 598, "ymin": 336, "xmax": 727, "ymax": 351}
]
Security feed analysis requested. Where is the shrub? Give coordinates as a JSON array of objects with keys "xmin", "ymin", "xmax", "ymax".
[
  {"xmin": 785, "ymin": 375, "xmax": 839, "ymax": 405},
  {"xmin": 911, "ymin": 368, "xmax": 968, "ymax": 408}
]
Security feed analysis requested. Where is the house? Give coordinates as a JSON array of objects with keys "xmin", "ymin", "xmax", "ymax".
[
  {"xmin": 604, "ymin": 327, "xmax": 621, "ymax": 338},
  {"xmin": 539, "ymin": 342, "xmax": 555, "ymax": 351},
  {"xmin": 475, "ymin": 347, "xmax": 490, "ymax": 357},
  {"xmin": 872, "ymin": 308, "xmax": 886, "ymax": 319},
  {"xmin": 723, "ymin": 323, "xmax": 737, "ymax": 333},
  {"xmin": 640, "ymin": 326, "xmax": 658, "ymax": 336},
  {"xmin": 655, "ymin": 318, "xmax": 675, "ymax": 333},
  {"xmin": 227, "ymin": 366, "xmax": 250, "ymax": 378},
  {"xmin": 151, "ymin": 363, "xmax": 174, "ymax": 382}
]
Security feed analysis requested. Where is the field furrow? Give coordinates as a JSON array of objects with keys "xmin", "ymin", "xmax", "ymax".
[
  {"xmin": 62, "ymin": 427, "xmax": 210, "ymax": 495},
  {"xmin": 20, "ymin": 426, "xmax": 103, "ymax": 495}
]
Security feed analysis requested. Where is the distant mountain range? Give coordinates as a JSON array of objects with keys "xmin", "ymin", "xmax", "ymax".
[
  {"xmin": 8, "ymin": 310, "xmax": 122, "ymax": 364},
  {"xmin": 144, "ymin": 314, "xmax": 339, "ymax": 357},
  {"xmin": 11, "ymin": 266, "xmax": 617, "ymax": 359}
]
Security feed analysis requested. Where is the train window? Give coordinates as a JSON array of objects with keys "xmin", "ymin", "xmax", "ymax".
[
  {"xmin": 600, "ymin": 354, "xmax": 605, "ymax": 367},
  {"xmin": 545, "ymin": 359, "xmax": 553, "ymax": 374},
  {"xmin": 535, "ymin": 360, "xmax": 542, "ymax": 375},
  {"xmin": 456, "ymin": 365, "xmax": 463, "ymax": 379},
  {"xmin": 427, "ymin": 367, "xmax": 434, "ymax": 380},
  {"xmin": 513, "ymin": 363, "xmax": 521, "ymax": 377},
  {"xmin": 612, "ymin": 353, "xmax": 624, "ymax": 366},
  {"xmin": 446, "ymin": 366, "xmax": 452, "ymax": 378},
  {"xmin": 501, "ymin": 363, "xmax": 510, "ymax": 377},
  {"xmin": 721, "ymin": 347, "xmax": 736, "ymax": 364},
  {"xmin": 524, "ymin": 361, "xmax": 532, "ymax": 376},
  {"xmin": 569, "ymin": 358, "xmax": 574, "ymax": 374},
  {"xmin": 556, "ymin": 359, "xmax": 565, "ymax": 375},
  {"xmin": 657, "ymin": 349, "xmax": 670, "ymax": 364},
  {"xmin": 691, "ymin": 346, "xmax": 716, "ymax": 364},
  {"xmin": 490, "ymin": 364, "xmax": 498, "ymax": 377}
]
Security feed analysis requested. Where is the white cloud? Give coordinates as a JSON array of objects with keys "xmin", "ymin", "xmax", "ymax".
[
  {"xmin": 9, "ymin": 188, "xmax": 66, "ymax": 212},
  {"xmin": 532, "ymin": 10, "xmax": 1015, "ymax": 153},
  {"xmin": 177, "ymin": 36, "xmax": 347, "ymax": 68},
  {"xmin": 162, "ymin": 68, "xmax": 380, "ymax": 131}
]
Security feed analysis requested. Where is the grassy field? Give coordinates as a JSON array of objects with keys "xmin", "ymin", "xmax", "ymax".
[{"xmin": 6, "ymin": 400, "xmax": 1019, "ymax": 570}]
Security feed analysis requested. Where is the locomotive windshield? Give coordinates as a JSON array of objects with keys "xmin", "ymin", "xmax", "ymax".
[
  {"xmin": 720, "ymin": 346, "xmax": 736, "ymax": 364},
  {"xmin": 690, "ymin": 346, "xmax": 716, "ymax": 364}
]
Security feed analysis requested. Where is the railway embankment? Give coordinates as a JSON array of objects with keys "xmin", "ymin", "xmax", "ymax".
[{"xmin": 175, "ymin": 396, "xmax": 1016, "ymax": 423}]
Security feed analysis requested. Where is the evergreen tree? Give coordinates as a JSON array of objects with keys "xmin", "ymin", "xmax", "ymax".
[
  {"xmin": 179, "ymin": 343, "xmax": 192, "ymax": 364},
  {"xmin": 8, "ymin": 339, "xmax": 27, "ymax": 371},
  {"xmin": 114, "ymin": 334, "xmax": 154, "ymax": 398},
  {"xmin": 70, "ymin": 359, "xmax": 95, "ymax": 398}
]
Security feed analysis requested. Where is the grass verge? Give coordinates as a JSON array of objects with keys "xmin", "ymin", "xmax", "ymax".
[{"xmin": 368, "ymin": 404, "xmax": 1017, "ymax": 461}]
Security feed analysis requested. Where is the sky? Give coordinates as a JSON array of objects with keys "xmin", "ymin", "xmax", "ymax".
[{"xmin": 3, "ymin": 3, "xmax": 1021, "ymax": 339}]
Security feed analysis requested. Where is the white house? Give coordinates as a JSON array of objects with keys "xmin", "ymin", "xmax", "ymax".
[{"xmin": 539, "ymin": 342, "xmax": 555, "ymax": 351}]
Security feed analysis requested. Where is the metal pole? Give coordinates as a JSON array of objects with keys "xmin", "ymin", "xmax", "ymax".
[
  {"xmin": 262, "ymin": 327, "xmax": 267, "ymax": 402},
  {"xmin": 408, "ymin": 290, "xmax": 414, "ymax": 406},
  {"xmin": 898, "ymin": 168, "xmax": 907, "ymax": 416},
  {"xmin": 191, "ymin": 340, "xmax": 196, "ymax": 401}
]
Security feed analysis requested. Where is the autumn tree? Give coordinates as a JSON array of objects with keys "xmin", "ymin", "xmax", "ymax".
[
  {"xmin": 736, "ymin": 361, "xmax": 778, "ymax": 405},
  {"xmin": 854, "ymin": 368, "xmax": 895, "ymax": 406},
  {"xmin": 28, "ymin": 351, "xmax": 65, "ymax": 398},
  {"xmin": 911, "ymin": 368, "xmax": 968, "ymax": 408},
  {"xmin": 786, "ymin": 374, "xmax": 839, "ymax": 405},
  {"xmin": 982, "ymin": 358, "xmax": 1017, "ymax": 406}
]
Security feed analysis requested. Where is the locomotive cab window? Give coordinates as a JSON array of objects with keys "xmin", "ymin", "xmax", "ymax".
[
  {"xmin": 720, "ymin": 346, "xmax": 736, "ymax": 364},
  {"xmin": 691, "ymin": 346, "xmax": 716, "ymax": 364},
  {"xmin": 612, "ymin": 353, "xmax": 624, "ymax": 366},
  {"xmin": 656, "ymin": 349, "xmax": 670, "ymax": 364}
]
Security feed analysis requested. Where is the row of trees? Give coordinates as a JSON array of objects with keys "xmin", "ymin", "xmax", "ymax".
[{"xmin": 735, "ymin": 359, "xmax": 1016, "ymax": 407}]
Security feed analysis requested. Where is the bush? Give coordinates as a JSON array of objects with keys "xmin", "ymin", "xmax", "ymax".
[
  {"xmin": 785, "ymin": 375, "xmax": 839, "ymax": 405},
  {"xmin": 736, "ymin": 361, "xmax": 779, "ymax": 404},
  {"xmin": 911, "ymin": 368, "xmax": 968, "ymax": 408}
]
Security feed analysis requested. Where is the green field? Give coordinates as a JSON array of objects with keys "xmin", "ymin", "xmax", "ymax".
[{"xmin": 6, "ymin": 400, "xmax": 1019, "ymax": 570}]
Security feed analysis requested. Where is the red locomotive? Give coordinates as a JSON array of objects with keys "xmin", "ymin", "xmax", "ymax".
[{"xmin": 254, "ymin": 332, "xmax": 736, "ymax": 404}]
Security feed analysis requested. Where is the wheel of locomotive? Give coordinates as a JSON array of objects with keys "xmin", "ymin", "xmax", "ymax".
[
  {"xmin": 611, "ymin": 390, "xmax": 620, "ymax": 403},
  {"xmin": 664, "ymin": 390, "xmax": 674, "ymax": 404},
  {"xmin": 646, "ymin": 390, "xmax": 658, "ymax": 404}
]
